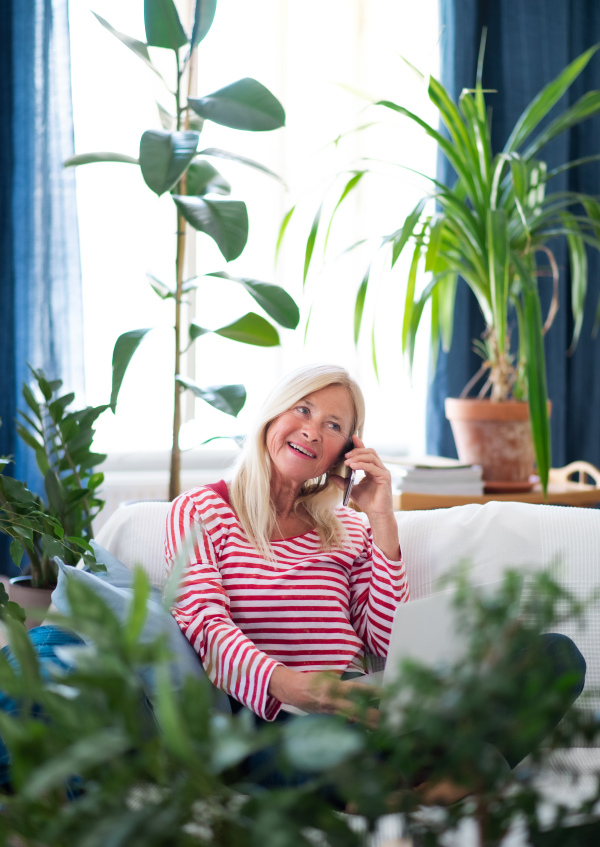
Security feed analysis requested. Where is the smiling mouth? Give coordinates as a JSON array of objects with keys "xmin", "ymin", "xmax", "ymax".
[{"xmin": 288, "ymin": 441, "xmax": 317, "ymax": 458}]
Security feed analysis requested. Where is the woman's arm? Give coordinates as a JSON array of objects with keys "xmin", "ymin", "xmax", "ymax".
[
  {"xmin": 165, "ymin": 489, "xmax": 282, "ymax": 720},
  {"xmin": 268, "ymin": 665, "xmax": 379, "ymax": 724},
  {"xmin": 331, "ymin": 435, "xmax": 400, "ymax": 560}
]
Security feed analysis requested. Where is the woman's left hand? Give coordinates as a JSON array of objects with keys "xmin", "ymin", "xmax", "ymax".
[{"xmin": 330, "ymin": 436, "xmax": 400, "ymax": 561}]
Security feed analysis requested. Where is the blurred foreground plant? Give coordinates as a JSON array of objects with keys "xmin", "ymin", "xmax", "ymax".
[{"xmin": 0, "ymin": 568, "xmax": 596, "ymax": 846}]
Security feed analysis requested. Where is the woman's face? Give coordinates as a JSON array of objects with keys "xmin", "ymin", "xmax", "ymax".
[{"xmin": 266, "ymin": 383, "xmax": 355, "ymax": 489}]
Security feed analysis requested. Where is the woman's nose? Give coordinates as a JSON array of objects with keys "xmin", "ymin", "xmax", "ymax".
[{"xmin": 302, "ymin": 422, "xmax": 320, "ymax": 441}]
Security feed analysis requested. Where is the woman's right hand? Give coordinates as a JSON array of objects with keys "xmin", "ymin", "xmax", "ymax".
[{"xmin": 268, "ymin": 665, "xmax": 379, "ymax": 725}]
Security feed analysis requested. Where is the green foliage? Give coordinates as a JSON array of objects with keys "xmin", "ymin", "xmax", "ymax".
[
  {"xmin": 283, "ymin": 35, "xmax": 600, "ymax": 494},
  {"xmin": 0, "ymin": 567, "xmax": 596, "ymax": 845},
  {"xmin": 0, "ymin": 368, "xmax": 107, "ymax": 586},
  {"xmin": 65, "ymin": 0, "xmax": 298, "ymax": 496}
]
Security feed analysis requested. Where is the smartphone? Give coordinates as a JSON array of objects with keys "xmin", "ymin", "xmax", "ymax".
[{"xmin": 332, "ymin": 436, "xmax": 357, "ymax": 507}]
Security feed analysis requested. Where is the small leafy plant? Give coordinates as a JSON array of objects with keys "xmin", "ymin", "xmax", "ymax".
[{"xmin": 0, "ymin": 368, "xmax": 107, "ymax": 587}]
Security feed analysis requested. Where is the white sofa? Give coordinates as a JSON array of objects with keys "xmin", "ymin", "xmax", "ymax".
[
  {"xmin": 96, "ymin": 498, "xmax": 600, "ymax": 761},
  {"xmin": 95, "ymin": 498, "xmax": 600, "ymax": 846}
]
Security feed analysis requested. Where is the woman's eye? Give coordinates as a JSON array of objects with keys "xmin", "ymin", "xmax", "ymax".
[
  {"xmin": 328, "ymin": 422, "xmax": 341, "ymax": 431},
  {"xmin": 296, "ymin": 406, "xmax": 309, "ymax": 415}
]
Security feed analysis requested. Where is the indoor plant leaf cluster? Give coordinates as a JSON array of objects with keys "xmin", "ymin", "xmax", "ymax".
[
  {"xmin": 282, "ymin": 35, "xmax": 600, "ymax": 493},
  {"xmin": 65, "ymin": 0, "xmax": 299, "ymax": 499},
  {"xmin": 0, "ymin": 567, "xmax": 596, "ymax": 845},
  {"xmin": 0, "ymin": 368, "xmax": 107, "ymax": 587}
]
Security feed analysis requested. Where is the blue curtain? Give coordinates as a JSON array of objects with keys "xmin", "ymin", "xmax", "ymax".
[
  {"xmin": 0, "ymin": 0, "xmax": 84, "ymax": 574},
  {"xmin": 428, "ymin": 0, "xmax": 600, "ymax": 468}
]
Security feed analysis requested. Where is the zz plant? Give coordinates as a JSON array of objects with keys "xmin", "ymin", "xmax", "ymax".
[
  {"xmin": 66, "ymin": 0, "xmax": 299, "ymax": 499},
  {"xmin": 0, "ymin": 369, "xmax": 106, "ymax": 587}
]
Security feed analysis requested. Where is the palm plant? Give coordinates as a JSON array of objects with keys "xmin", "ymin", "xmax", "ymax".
[{"xmin": 287, "ymin": 35, "xmax": 600, "ymax": 492}]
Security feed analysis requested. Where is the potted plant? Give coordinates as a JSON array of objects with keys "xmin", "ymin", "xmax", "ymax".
[
  {"xmin": 283, "ymin": 35, "xmax": 600, "ymax": 493},
  {"xmin": 0, "ymin": 368, "xmax": 106, "ymax": 619},
  {"xmin": 65, "ymin": 0, "xmax": 299, "ymax": 500}
]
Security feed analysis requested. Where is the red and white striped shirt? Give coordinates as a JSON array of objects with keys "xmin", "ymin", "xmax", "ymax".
[{"xmin": 165, "ymin": 483, "xmax": 409, "ymax": 720}]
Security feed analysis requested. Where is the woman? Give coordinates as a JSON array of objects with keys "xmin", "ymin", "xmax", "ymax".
[
  {"xmin": 165, "ymin": 363, "xmax": 408, "ymax": 722},
  {"xmin": 164, "ymin": 363, "xmax": 585, "ymax": 805}
]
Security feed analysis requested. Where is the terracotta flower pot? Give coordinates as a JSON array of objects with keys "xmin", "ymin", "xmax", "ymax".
[
  {"xmin": 444, "ymin": 398, "xmax": 550, "ymax": 485},
  {"xmin": 8, "ymin": 576, "xmax": 54, "ymax": 630}
]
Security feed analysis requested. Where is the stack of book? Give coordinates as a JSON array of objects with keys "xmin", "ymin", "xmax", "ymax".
[{"xmin": 382, "ymin": 456, "xmax": 484, "ymax": 496}]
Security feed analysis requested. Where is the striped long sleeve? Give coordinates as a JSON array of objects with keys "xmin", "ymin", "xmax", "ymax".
[{"xmin": 165, "ymin": 486, "xmax": 409, "ymax": 720}]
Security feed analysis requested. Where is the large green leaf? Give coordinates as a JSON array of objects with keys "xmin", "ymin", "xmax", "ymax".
[
  {"xmin": 303, "ymin": 203, "xmax": 322, "ymax": 285},
  {"xmin": 487, "ymin": 209, "xmax": 509, "ymax": 358},
  {"xmin": 64, "ymin": 152, "xmax": 139, "ymax": 168},
  {"xmin": 139, "ymin": 130, "xmax": 199, "ymax": 196},
  {"xmin": 189, "ymin": 0, "xmax": 217, "ymax": 48},
  {"xmin": 92, "ymin": 13, "xmax": 166, "ymax": 84},
  {"xmin": 206, "ymin": 272, "xmax": 300, "ymax": 328},
  {"xmin": 172, "ymin": 196, "xmax": 248, "ymax": 260},
  {"xmin": 354, "ymin": 263, "xmax": 371, "ymax": 344},
  {"xmin": 505, "ymin": 44, "xmax": 600, "ymax": 154},
  {"xmin": 110, "ymin": 329, "xmax": 152, "ymax": 412},
  {"xmin": 561, "ymin": 213, "xmax": 588, "ymax": 353},
  {"xmin": 144, "ymin": 0, "xmax": 188, "ymax": 50},
  {"xmin": 524, "ymin": 91, "xmax": 600, "ymax": 160},
  {"xmin": 514, "ymin": 256, "xmax": 551, "ymax": 494},
  {"xmin": 175, "ymin": 377, "xmax": 246, "ymax": 416},
  {"xmin": 324, "ymin": 171, "xmax": 365, "ymax": 253},
  {"xmin": 182, "ymin": 159, "xmax": 231, "ymax": 196},
  {"xmin": 189, "ymin": 78, "xmax": 285, "ymax": 131},
  {"xmin": 213, "ymin": 312, "xmax": 280, "ymax": 346}
]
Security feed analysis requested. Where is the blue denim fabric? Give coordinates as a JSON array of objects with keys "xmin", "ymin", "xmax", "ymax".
[{"xmin": 0, "ymin": 625, "xmax": 84, "ymax": 785}]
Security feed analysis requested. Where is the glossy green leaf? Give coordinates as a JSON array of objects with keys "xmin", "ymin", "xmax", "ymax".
[
  {"xmin": 207, "ymin": 272, "xmax": 300, "ymax": 328},
  {"xmin": 156, "ymin": 101, "xmax": 175, "ymax": 131},
  {"xmin": 189, "ymin": 323, "xmax": 211, "ymax": 342},
  {"xmin": 402, "ymin": 236, "xmax": 424, "ymax": 354},
  {"xmin": 183, "ymin": 158, "xmax": 231, "ymax": 196},
  {"xmin": 147, "ymin": 273, "xmax": 175, "ymax": 300},
  {"xmin": 505, "ymin": 44, "xmax": 600, "ymax": 153},
  {"xmin": 92, "ymin": 13, "xmax": 167, "ymax": 84},
  {"xmin": 303, "ymin": 203, "xmax": 322, "ymax": 286},
  {"xmin": 176, "ymin": 377, "xmax": 246, "ymax": 416},
  {"xmin": 110, "ymin": 329, "xmax": 152, "ymax": 412},
  {"xmin": 144, "ymin": 0, "xmax": 188, "ymax": 50},
  {"xmin": 189, "ymin": 78, "xmax": 285, "ymax": 131},
  {"xmin": 487, "ymin": 209, "xmax": 509, "ymax": 357},
  {"xmin": 324, "ymin": 171, "xmax": 365, "ymax": 253},
  {"xmin": 139, "ymin": 130, "xmax": 199, "ymax": 196},
  {"xmin": 354, "ymin": 264, "xmax": 371, "ymax": 344},
  {"xmin": 44, "ymin": 470, "xmax": 66, "ymax": 516},
  {"xmin": 371, "ymin": 321, "xmax": 379, "ymax": 382},
  {"xmin": 214, "ymin": 312, "xmax": 280, "ymax": 346},
  {"xmin": 172, "ymin": 196, "xmax": 248, "ymax": 261},
  {"xmin": 524, "ymin": 91, "xmax": 600, "ymax": 160},
  {"xmin": 189, "ymin": 0, "xmax": 217, "ymax": 48},
  {"xmin": 63, "ymin": 152, "xmax": 139, "ymax": 168},
  {"xmin": 424, "ymin": 216, "xmax": 444, "ymax": 272},
  {"xmin": 9, "ymin": 540, "xmax": 23, "ymax": 569},
  {"xmin": 283, "ymin": 715, "xmax": 363, "ymax": 772},
  {"xmin": 199, "ymin": 147, "xmax": 282, "ymax": 180},
  {"xmin": 276, "ymin": 205, "xmax": 295, "ymax": 263},
  {"xmin": 391, "ymin": 200, "xmax": 425, "ymax": 267},
  {"xmin": 562, "ymin": 214, "xmax": 587, "ymax": 353}
]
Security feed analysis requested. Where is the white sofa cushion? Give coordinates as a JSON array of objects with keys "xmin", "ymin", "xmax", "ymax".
[{"xmin": 95, "ymin": 499, "xmax": 600, "ymax": 714}]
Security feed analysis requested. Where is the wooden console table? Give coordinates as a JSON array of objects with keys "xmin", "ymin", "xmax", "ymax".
[{"xmin": 392, "ymin": 461, "xmax": 600, "ymax": 511}]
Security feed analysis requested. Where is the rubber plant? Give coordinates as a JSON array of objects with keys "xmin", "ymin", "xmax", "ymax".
[
  {"xmin": 283, "ymin": 35, "xmax": 600, "ymax": 493},
  {"xmin": 0, "ymin": 369, "xmax": 106, "ymax": 588},
  {"xmin": 65, "ymin": 0, "xmax": 298, "ymax": 499}
]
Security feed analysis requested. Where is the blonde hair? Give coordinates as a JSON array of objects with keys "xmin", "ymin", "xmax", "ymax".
[{"xmin": 230, "ymin": 364, "xmax": 365, "ymax": 558}]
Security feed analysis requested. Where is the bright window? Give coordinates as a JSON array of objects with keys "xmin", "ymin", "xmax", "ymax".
[{"xmin": 69, "ymin": 0, "xmax": 440, "ymax": 458}]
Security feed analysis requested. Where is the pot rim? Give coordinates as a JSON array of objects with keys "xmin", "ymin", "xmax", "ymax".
[{"xmin": 445, "ymin": 397, "xmax": 551, "ymax": 422}]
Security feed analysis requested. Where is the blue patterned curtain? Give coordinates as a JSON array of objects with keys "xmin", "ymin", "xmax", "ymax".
[
  {"xmin": 428, "ymin": 0, "xmax": 600, "ymax": 468},
  {"xmin": 0, "ymin": 0, "xmax": 84, "ymax": 574}
]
